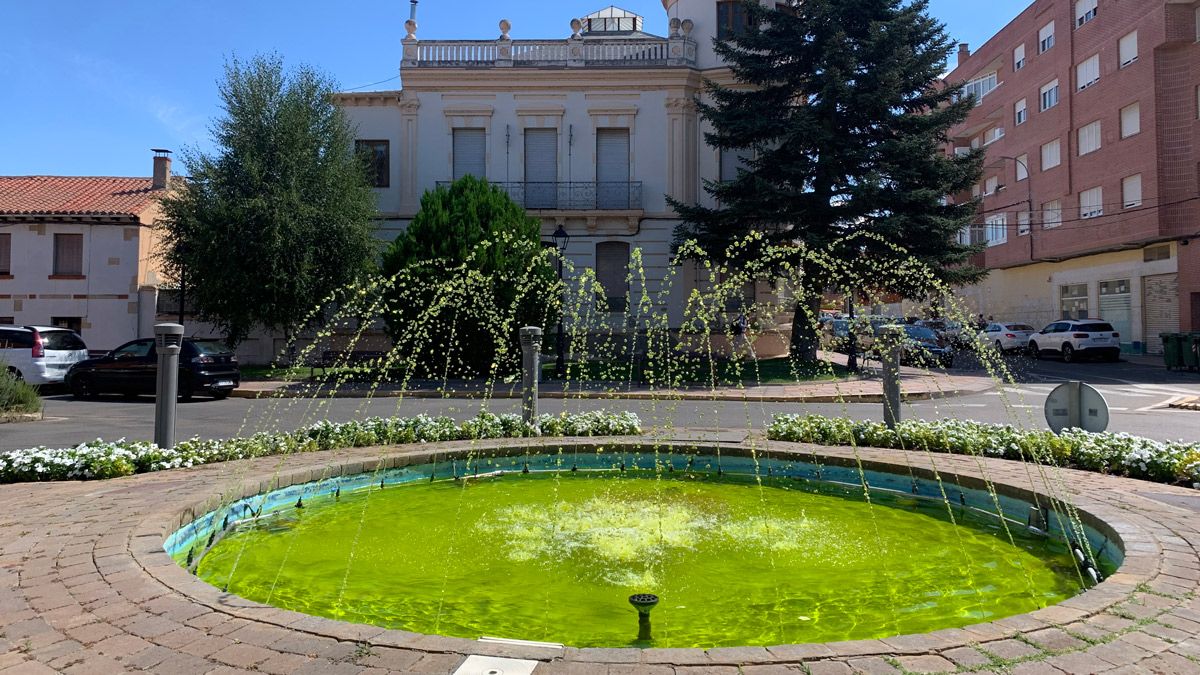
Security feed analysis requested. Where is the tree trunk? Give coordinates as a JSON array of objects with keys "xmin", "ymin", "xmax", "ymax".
[{"xmin": 789, "ymin": 294, "xmax": 822, "ymax": 365}]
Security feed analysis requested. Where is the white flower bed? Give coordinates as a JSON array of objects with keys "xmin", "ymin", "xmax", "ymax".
[
  {"xmin": 768, "ymin": 414, "xmax": 1200, "ymax": 488},
  {"xmin": 0, "ymin": 411, "xmax": 642, "ymax": 484}
]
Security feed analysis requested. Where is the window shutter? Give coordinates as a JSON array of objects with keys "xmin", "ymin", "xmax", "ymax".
[
  {"xmin": 1013, "ymin": 44, "xmax": 1026, "ymax": 70},
  {"xmin": 1041, "ymin": 139, "xmax": 1061, "ymax": 170},
  {"xmin": 1081, "ymin": 187, "xmax": 1104, "ymax": 218},
  {"xmin": 1043, "ymin": 200, "xmax": 1063, "ymax": 229},
  {"xmin": 596, "ymin": 128, "xmax": 630, "ymax": 208},
  {"xmin": 595, "ymin": 241, "xmax": 630, "ymax": 312},
  {"xmin": 720, "ymin": 148, "xmax": 751, "ymax": 182},
  {"xmin": 1015, "ymin": 98, "xmax": 1027, "ymax": 125},
  {"xmin": 1075, "ymin": 0, "xmax": 1098, "ymax": 26},
  {"xmin": 1039, "ymin": 22, "xmax": 1055, "ymax": 52},
  {"xmin": 0, "ymin": 234, "xmax": 9, "ymax": 275},
  {"xmin": 523, "ymin": 129, "xmax": 558, "ymax": 208},
  {"xmin": 1123, "ymin": 174, "xmax": 1143, "ymax": 208},
  {"xmin": 1078, "ymin": 121, "xmax": 1101, "ymax": 155},
  {"xmin": 1121, "ymin": 103, "xmax": 1141, "ymax": 138},
  {"xmin": 1119, "ymin": 32, "xmax": 1138, "ymax": 67},
  {"xmin": 54, "ymin": 234, "xmax": 83, "ymax": 276},
  {"xmin": 1016, "ymin": 154, "xmax": 1029, "ymax": 181},
  {"xmin": 452, "ymin": 128, "xmax": 487, "ymax": 180},
  {"xmin": 1076, "ymin": 55, "xmax": 1100, "ymax": 90}
]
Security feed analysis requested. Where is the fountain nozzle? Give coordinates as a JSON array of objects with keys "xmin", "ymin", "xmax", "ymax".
[{"xmin": 629, "ymin": 593, "xmax": 659, "ymax": 642}]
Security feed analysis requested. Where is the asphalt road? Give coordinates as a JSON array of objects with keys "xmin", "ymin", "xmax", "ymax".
[{"xmin": 4, "ymin": 355, "xmax": 1200, "ymax": 451}]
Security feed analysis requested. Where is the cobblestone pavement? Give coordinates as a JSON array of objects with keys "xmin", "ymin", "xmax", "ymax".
[{"xmin": 2, "ymin": 437, "xmax": 1200, "ymax": 674}]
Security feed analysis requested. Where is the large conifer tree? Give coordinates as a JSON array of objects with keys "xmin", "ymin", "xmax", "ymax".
[{"xmin": 672, "ymin": 0, "xmax": 985, "ymax": 363}]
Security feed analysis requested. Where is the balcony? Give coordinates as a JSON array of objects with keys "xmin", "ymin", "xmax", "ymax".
[
  {"xmin": 439, "ymin": 181, "xmax": 643, "ymax": 211},
  {"xmin": 404, "ymin": 37, "xmax": 696, "ymax": 69}
]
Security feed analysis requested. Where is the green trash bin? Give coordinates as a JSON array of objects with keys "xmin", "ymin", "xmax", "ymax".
[
  {"xmin": 1162, "ymin": 333, "xmax": 1183, "ymax": 371},
  {"xmin": 1187, "ymin": 334, "xmax": 1200, "ymax": 372}
]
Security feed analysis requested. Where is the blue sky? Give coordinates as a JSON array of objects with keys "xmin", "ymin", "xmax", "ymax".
[{"xmin": 0, "ymin": 0, "xmax": 1031, "ymax": 177}]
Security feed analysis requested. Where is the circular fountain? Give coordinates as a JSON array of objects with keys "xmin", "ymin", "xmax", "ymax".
[{"xmin": 166, "ymin": 444, "xmax": 1120, "ymax": 649}]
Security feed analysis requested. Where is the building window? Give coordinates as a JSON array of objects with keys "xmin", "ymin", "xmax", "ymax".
[
  {"xmin": 0, "ymin": 317, "xmax": 13, "ymax": 325},
  {"xmin": 1120, "ymin": 102, "xmax": 1141, "ymax": 138},
  {"xmin": 52, "ymin": 234, "xmax": 83, "ymax": 277},
  {"xmin": 984, "ymin": 176, "xmax": 999, "ymax": 195},
  {"xmin": 1039, "ymin": 21, "xmax": 1056, "ymax": 53},
  {"xmin": 970, "ymin": 136, "xmax": 981, "ymax": 149},
  {"xmin": 1076, "ymin": 54, "xmax": 1100, "ymax": 90},
  {"xmin": 984, "ymin": 127, "xmax": 1005, "ymax": 145},
  {"xmin": 596, "ymin": 128, "xmax": 631, "ymax": 209},
  {"xmin": 1080, "ymin": 186, "xmax": 1104, "ymax": 218},
  {"xmin": 719, "ymin": 148, "xmax": 751, "ymax": 183},
  {"xmin": 1015, "ymin": 98, "xmax": 1027, "ymax": 126},
  {"xmin": 1061, "ymin": 284, "xmax": 1089, "ymax": 320},
  {"xmin": 595, "ymin": 241, "xmax": 630, "ymax": 312},
  {"xmin": 1043, "ymin": 199, "xmax": 1063, "ymax": 229},
  {"xmin": 972, "ymin": 183, "xmax": 982, "ymax": 198},
  {"xmin": 1078, "ymin": 121, "xmax": 1102, "ymax": 155},
  {"xmin": 1040, "ymin": 80, "xmax": 1060, "ymax": 111},
  {"xmin": 51, "ymin": 317, "xmax": 82, "ymax": 334},
  {"xmin": 1119, "ymin": 31, "xmax": 1138, "ymax": 67},
  {"xmin": 354, "ymin": 140, "xmax": 390, "ymax": 188},
  {"xmin": 452, "ymin": 128, "xmax": 487, "ymax": 180},
  {"xmin": 1075, "ymin": 0, "xmax": 1098, "ymax": 28},
  {"xmin": 1123, "ymin": 174, "xmax": 1143, "ymax": 208},
  {"xmin": 962, "ymin": 72, "xmax": 998, "ymax": 106},
  {"xmin": 985, "ymin": 214, "xmax": 1008, "ymax": 246},
  {"xmin": 1018, "ymin": 211, "xmax": 1032, "ymax": 236},
  {"xmin": 1016, "ymin": 154, "xmax": 1030, "ymax": 181},
  {"xmin": 524, "ymin": 128, "xmax": 558, "ymax": 209},
  {"xmin": 0, "ymin": 233, "xmax": 9, "ymax": 275},
  {"xmin": 1013, "ymin": 43, "xmax": 1026, "ymax": 71},
  {"xmin": 1041, "ymin": 139, "xmax": 1062, "ymax": 170},
  {"xmin": 716, "ymin": 1, "xmax": 749, "ymax": 39},
  {"xmin": 1144, "ymin": 244, "xmax": 1171, "ymax": 262}
]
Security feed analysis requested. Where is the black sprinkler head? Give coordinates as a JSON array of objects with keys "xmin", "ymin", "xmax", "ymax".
[{"xmin": 629, "ymin": 593, "xmax": 659, "ymax": 615}]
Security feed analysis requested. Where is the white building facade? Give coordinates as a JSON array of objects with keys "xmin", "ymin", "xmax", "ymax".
[{"xmin": 337, "ymin": 1, "xmax": 775, "ymax": 333}]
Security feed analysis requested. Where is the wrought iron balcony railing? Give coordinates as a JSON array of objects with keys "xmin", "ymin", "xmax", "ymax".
[{"xmin": 437, "ymin": 181, "xmax": 643, "ymax": 211}]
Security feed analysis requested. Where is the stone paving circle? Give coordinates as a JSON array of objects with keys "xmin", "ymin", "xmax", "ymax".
[{"xmin": 3, "ymin": 436, "xmax": 1200, "ymax": 674}]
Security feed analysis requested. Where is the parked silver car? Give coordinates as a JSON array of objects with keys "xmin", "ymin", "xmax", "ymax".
[
  {"xmin": 978, "ymin": 322, "xmax": 1036, "ymax": 354},
  {"xmin": 0, "ymin": 325, "xmax": 90, "ymax": 384}
]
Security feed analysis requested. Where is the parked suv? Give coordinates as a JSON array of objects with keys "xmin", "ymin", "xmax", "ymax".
[
  {"xmin": 0, "ymin": 326, "xmax": 89, "ymax": 385},
  {"xmin": 66, "ymin": 338, "xmax": 240, "ymax": 400},
  {"xmin": 1028, "ymin": 320, "xmax": 1121, "ymax": 363}
]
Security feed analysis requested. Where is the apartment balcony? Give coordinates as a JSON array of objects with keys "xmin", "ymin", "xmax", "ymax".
[
  {"xmin": 439, "ymin": 181, "xmax": 643, "ymax": 211},
  {"xmin": 404, "ymin": 37, "xmax": 697, "ymax": 69}
]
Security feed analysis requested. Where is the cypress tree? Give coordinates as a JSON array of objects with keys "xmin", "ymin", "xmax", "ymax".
[{"xmin": 672, "ymin": 0, "xmax": 985, "ymax": 363}]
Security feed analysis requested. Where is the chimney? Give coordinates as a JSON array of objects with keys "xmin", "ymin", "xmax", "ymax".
[
  {"xmin": 151, "ymin": 149, "xmax": 172, "ymax": 189},
  {"xmin": 957, "ymin": 43, "xmax": 971, "ymax": 67}
]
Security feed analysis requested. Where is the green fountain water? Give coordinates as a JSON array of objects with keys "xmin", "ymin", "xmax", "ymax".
[{"xmin": 195, "ymin": 471, "xmax": 1082, "ymax": 648}]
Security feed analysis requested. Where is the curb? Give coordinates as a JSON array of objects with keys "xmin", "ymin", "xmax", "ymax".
[
  {"xmin": 1169, "ymin": 396, "xmax": 1200, "ymax": 411},
  {"xmin": 0, "ymin": 410, "xmax": 43, "ymax": 424},
  {"xmin": 230, "ymin": 386, "xmax": 983, "ymax": 404}
]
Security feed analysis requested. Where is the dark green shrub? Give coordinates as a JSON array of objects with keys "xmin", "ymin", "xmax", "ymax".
[{"xmin": 0, "ymin": 366, "xmax": 41, "ymax": 414}]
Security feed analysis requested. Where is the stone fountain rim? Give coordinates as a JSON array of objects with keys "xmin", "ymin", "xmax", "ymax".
[{"xmin": 124, "ymin": 435, "xmax": 1182, "ymax": 665}]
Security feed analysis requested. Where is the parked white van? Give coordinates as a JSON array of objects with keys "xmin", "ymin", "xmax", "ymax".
[{"xmin": 0, "ymin": 326, "xmax": 90, "ymax": 385}]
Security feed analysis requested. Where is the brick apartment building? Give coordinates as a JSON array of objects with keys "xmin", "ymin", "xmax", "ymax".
[{"xmin": 948, "ymin": 0, "xmax": 1200, "ymax": 354}]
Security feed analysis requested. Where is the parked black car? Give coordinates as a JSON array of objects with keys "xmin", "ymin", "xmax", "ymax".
[
  {"xmin": 65, "ymin": 338, "xmax": 240, "ymax": 401},
  {"xmin": 872, "ymin": 324, "xmax": 955, "ymax": 369}
]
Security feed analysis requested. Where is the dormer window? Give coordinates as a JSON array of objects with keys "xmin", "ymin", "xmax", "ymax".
[{"xmin": 717, "ymin": 1, "xmax": 750, "ymax": 39}]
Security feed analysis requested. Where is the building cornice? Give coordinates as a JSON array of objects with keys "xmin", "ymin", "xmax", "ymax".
[
  {"xmin": 401, "ymin": 67, "xmax": 706, "ymax": 93},
  {"xmin": 333, "ymin": 90, "xmax": 403, "ymax": 107}
]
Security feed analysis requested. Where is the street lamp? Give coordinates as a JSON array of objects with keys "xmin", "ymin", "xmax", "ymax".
[
  {"xmin": 845, "ymin": 289, "xmax": 859, "ymax": 373},
  {"xmin": 551, "ymin": 224, "xmax": 569, "ymax": 379}
]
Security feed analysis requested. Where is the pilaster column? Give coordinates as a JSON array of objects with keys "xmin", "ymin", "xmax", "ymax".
[{"xmin": 664, "ymin": 96, "xmax": 698, "ymax": 205}]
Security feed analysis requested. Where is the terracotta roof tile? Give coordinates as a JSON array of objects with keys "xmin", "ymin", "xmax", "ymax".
[{"xmin": 0, "ymin": 176, "xmax": 165, "ymax": 217}]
